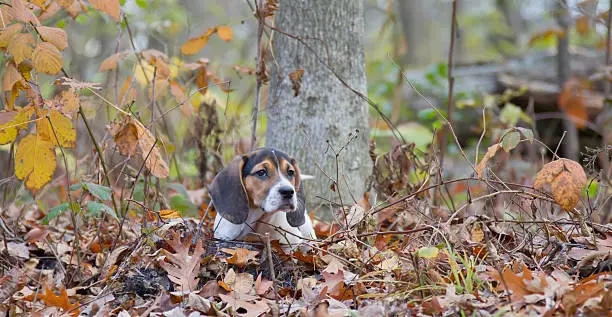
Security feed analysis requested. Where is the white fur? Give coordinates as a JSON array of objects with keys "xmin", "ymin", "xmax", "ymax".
[
  {"xmin": 261, "ymin": 174, "xmax": 297, "ymax": 212},
  {"xmin": 213, "ymin": 164, "xmax": 316, "ymax": 250}
]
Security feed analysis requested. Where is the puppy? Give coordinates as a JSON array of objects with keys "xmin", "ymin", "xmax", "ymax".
[{"xmin": 209, "ymin": 148, "xmax": 316, "ymax": 249}]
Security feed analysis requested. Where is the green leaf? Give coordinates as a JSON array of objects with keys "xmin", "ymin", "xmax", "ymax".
[
  {"xmin": 418, "ymin": 108, "xmax": 437, "ymax": 121},
  {"xmin": 42, "ymin": 202, "xmax": 70, "ymax": 225},
  {"xmin": 169, "ymin": 195, "xmax": 198, "ymax": 216},
  {"xmin": 87, "ymin": 201, "xmax": 118, "ymax": 220},
  {"xmin": 515, "ymin": 127, "xmax": 534, "ymax": 143},
  {"xmin": 416, "ymin": 246, "xmax": 439, "ymax": 259},
  {"xmin": 500, "ymin": 103, "xmax": 521, "ymax": 126},
  {"xmin": 501, "ymin": 131, "xmax": 521, "ymax": 152},
  {"xmin": 135, "ymin": 0, "xmax": 147, "ymax": 8},
  {"xmin": 437, "ymin": 63, "xmax": 448, "ymax": 78},
  {"xmin": 83, "ymin": 182, "xmax": 112, "ymax": 201},
  {"xmin": 70, "ymin": 183, "xmax": 82, "ymax": 191},
  {"xmin": 167, "ymin": 183, "xmax": 189, "ymax": 198}
]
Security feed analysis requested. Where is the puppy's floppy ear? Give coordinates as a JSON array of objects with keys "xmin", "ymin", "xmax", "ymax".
[
  {"xmin": 208, "ymin": 156, "xmax": 250, "ymax": 224},
  {"xmin": 286, "ymin": 158, "xmax": 306, "ymax": 227}
]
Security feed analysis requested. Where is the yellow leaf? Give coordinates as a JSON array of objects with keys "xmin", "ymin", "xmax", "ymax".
[
  {"xmin": 37, "ymin": 26, "xmax": 68, "ymax": 51},
  {"xmin": 534, "ymin": 158, "xmax": 587, "ymax": 211},
  {"xmin": 32, "ymin": 42, "xmax": 63, "ymax": 75},
  {"xmin": 7, "ymin": 32, "xmax": 35, "ymax": 64},
  {"xmin": 1, "ymin": 62, "xmax": 24, "ymax": 92},
  {"xmin": 134, "ymin": 63, "xmax": 154, "ymax": 87},
  {"xmin": 15, "ymin": 133, "xmax": 57, "ymax": 192},
  {"xmin": 99, "ymin": 50, "xmax": 129, "ymax": 72},
  {"xmin": 89, "ymin": 0, "xmax": 121, "ymax": 22},
  {"xmin": 169, "ymin": 80, "xmax": 193, "ymax": 116},
  {"xmin": 0, "ymin": 23, "xmax": 23, "ymax": 48},
  {"xmin": 475, "ymin": 143, "xmax": 501, "ymax": 179},
  {"xmin": 0, "ymin": 108, "xmax": 30, "ymax": 145},
  {"xmin": 180, "ymin": 28, "xmax": 215, "ymax": 55},
  {"xmin": 217, "ymin": 26, "xmax": 232, "ymax": 41},
  {"xmin": 528, "ymin": 28, "xmax": 565, "ymax": 47},
  {"xmin": 159, "ymin": 209, "xmax": 181, "ymax": 219},
  {"xmin": 37, "ymin": 109, "xmax": 76, "ymax": 148}
]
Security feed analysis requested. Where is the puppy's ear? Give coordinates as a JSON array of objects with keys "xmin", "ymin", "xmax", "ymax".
[
  {"xmin": 286, "ymin": 158, "xmax": 306, "ymax": 227},
  {"xmin": 208, "ymin": 156, "xmax": 250, "ymax": 224}
]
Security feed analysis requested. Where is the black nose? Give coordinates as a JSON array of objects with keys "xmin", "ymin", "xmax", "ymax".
[{"xmin": 279, "ymin": 186, "xmax": 294, "ymax": 199}]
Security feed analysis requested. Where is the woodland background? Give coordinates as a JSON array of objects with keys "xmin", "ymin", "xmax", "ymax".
[{"xmin": 0, "ymin": 0, "xmax": 611, "ymax": 316}]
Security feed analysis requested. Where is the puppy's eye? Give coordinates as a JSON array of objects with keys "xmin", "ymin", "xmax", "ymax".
[
  {"xmin": 287, "ymin": 170, "xmax": 295, "ymax": 177},
  {"xmin": 255, "ymin": 169, "xmax": 267, "ymax": 177}
]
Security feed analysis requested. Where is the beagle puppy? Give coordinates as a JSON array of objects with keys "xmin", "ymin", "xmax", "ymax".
[{"xmin": 209, "ymin": 148, "xmax": 316, "ymax": 249}]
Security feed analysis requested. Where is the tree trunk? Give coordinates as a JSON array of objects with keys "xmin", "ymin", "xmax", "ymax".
[{"xmin": 265, "ymin": 0, "xmax": 372, "ymax": 216}]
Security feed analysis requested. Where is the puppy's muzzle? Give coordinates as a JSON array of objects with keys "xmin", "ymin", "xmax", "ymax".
[{"xmin": 279, "ymin": 186, "xmax": 295, "ymax": 200}]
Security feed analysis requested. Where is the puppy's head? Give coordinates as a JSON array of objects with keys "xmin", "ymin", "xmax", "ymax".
[{"xmin": 208, "ymin": 148, "xmax": 306, "ymax": 227}]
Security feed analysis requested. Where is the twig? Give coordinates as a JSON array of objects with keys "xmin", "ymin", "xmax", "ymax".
[
  {"xmin": 264, "ymin": 233, "xmax": 279, "ymax": 301},
  {"xmin": 439, "ymin": 0, "xmax": 458, "ymax": 169},
  {"xmin": 251, "ymin": 0, "xmax": 265, "ymax": 151},
  {"xmin": 46, "ymin": 115, "xmax": 82, "ymax": 282}
]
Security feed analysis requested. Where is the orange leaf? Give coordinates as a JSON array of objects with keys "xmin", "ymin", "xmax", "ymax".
[
  {"xmin": 37, "ymin": 26, "xmax": 68, "ymax": 51},
  {"xmin": 558, "ymin": 78, "xmax": 591, "ymax": 128},
  {"xmin": 534, "ymin": 158, "xmax": 587, "ymax": 211},
  {"xmin": 7, "ymin": 32, "xmax": 35, "ymax": 64},
  {"xmin": 32, "ymin": 42, "xmax": 63, "ymax": 75},
  {"xmin": 475, "ymin": 143, "xmax": 501, "ymax": 178},
  {"xmin": 89, "ymin": 0, "xmax": 121, "ymax": 22},
  {"xmin": 195, "ymin": 66, "xmax": 209, "ymax": 96},
  {"xmin": 24, "ymin": 284, "xmax": 79, "ymax": 316},
  {"xmin": 288, "ymin": 68, "xmax": 305, "ymax": 97},
  {"xmin": 118, "ymin": 75, "xmax": 138, "ymax": 104},
  {"xmin": 1, "ymin": 62, "xmax": 24, "ymax": 92},
  {"xmin": 576, "ymin": 16, "xmax": 590, "ymax": 36},
  {"xmin": 217, "ymin": 26, "xmax": 232, "ymax": 41},
  {"xmin": 222, "ymin": 248, "xmax": 259, "ymax": 267},
  {"xmin": 99, "ymin": 50, "xmax": 129, "ymax": 72},
  {"xmin": 181, "ymin": 28, "xmax": 216, "ymax": 55},
  {"xmin": 159, "ymin": 209, "xmax": 181, "ymax": 219},
  {"xmin": 0, "ymin": 23, "xmax": 23, "ymax": 48},
  {"xmin": 169, "ymin": 80, "xmax": 194, "ymax": 116}
]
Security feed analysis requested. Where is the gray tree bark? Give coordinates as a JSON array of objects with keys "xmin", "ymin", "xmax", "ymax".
[{"xmin": 265, "ymin": 0, "xmax": 372, "ymax": 215}]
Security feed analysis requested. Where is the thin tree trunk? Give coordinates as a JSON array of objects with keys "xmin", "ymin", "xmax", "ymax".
[
  {"xmin": 556, "ymin": 0, "xmax": 580, "ymax": 160},
  {"xmin": 266, "ymin": 0, "xmax": 372, "ymax": 215}
]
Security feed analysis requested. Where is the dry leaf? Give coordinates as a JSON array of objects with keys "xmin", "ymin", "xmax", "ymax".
[
  {"xmin": 289, "ymin": 68, "xmax": 305, "ymax": 97},
  {"xmin": 2, "ymin": 62, "xmax": 24, "ymax": 92},
  {"xmin": 195, "ymin": 66, "xmax": 209, "ymax": 96},
  {"xmin": 528, "ymin": 28, "xmax": 565, "ymax": 46},
  {"xmin": 159, "ymin": 209, "xmax": 181, "ymax": 219},
  {"xmin": 169, "ymin": 80, "xmax": 194, "ymax": 116},
  {"xmin": 89, "ymin": 0, "xmax": 121, "ymax": 22},
  {"xmin": 576, "ymin": 16, "xmax": 590, "ymax": 36},
  {"xmin": 534, "ymin": 158, "xmax": 587, "ymax": 211},
  {"xmin": 37, "ymin": 26, "xmax": 68, "ymax": 51},
  {"xmin": 118, "ymin": 75, "xmax": 138, "ymax": 104},
  {"xmin": 23, "ymin": 284, "xmax": 79, "ymax": 316},
  {"xmin": 475, "ymin": 143, "xmax": 501, "ymax": 178},
  {"xmin": 99, "ymin": 50, "xmax": 129, "ymax": 72},
  {"xmin": 222, "ymin": 248, "xmax": 259, "ymax": 267},
  {"xmin": 217, "ymin": 26, "xmax": 232, "ymax": 41},
  {"xmin": 54, "ymin": 88, "xmax": 80, "ymax": 114},
  {"xmin": 159, "ymin": 231, "xmax": 205, "ymax": 293},
  {"xmin": 15, "ymin": 133, "xmax": 57, "ymax": 192},
  {"xmin": 112, "ymin": 121, "xmax": 139, "ymax": 156},
  {"xmin": 0, "ymin": 23, "xmax": 24, "ymax": 48},
  {"xmin": 558, "ymin": 78, "xmax": 591, "ymax": 129},
  {"xmin": 147, "ymin": 78, "xmax": 169, "ymax": 101},
  {"xmin": 8, "ymin": 32, "xmax": 35, "ymax": 64},
  {"xmin": 32, "ymin": 42, "xmax": 63, "ymax": 75}
]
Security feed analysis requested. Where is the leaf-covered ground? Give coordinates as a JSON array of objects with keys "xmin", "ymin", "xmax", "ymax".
[{"xmin": 1, "ymin": 173, "xmax": 611, "ymax": 316}]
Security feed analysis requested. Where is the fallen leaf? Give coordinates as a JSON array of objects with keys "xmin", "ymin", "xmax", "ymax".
[
  {"xmin": 159, "ymin": 209, "xmax": 181, "ymax": 219},
  {"xmin": 159, "ymin": 231, "xmax": 205, "ymax": 293},
  {"xmin": 222, "ymin": 248, "xmax": 259, "ymax": 267},
  {"xmin": 23, "ymin": 284, "xmax": 79, "ymax": 316}
]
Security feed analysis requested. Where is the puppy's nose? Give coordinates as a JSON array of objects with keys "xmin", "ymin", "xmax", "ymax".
[{"xmin": 279, "ymin": 186, "xmax": 294, "ymax": 199}]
